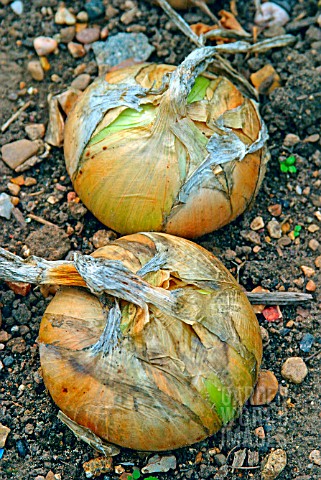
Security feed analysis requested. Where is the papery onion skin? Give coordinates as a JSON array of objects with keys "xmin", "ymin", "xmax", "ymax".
[
  {"xmin": 64, "ymin": 59, "xmax": 268, "ymax": 239},
  {"xmin": 38, "ymin": 233, "xmax": 262, "ymax": 451}
]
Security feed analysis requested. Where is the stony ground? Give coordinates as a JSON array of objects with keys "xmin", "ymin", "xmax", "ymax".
[{"xmin": 0, "ymin": 0, "xmax": 321, "ymax": 479}]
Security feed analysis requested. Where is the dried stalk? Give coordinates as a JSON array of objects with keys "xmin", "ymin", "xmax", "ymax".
[
  {"xmin": 155, "ymin": 0, "xmax": 295, "ymax": 101},
  {"xmin": 156, "ymin": 0, "xmax": 203, "ymax": 47},
  {"xmin": 246, "ymin": 292, "xmax": 313, "ymax": 305},
  {"xmin": 0, "ymin": 247, "xmax": 312, "ymax": 306},
  {"xmin": 1, "ymin": 101, "xmax": 31, "ymax": 133}
]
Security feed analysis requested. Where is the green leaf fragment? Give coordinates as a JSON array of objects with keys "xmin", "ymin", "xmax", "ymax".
[
  {"xmin": 187, "ymin": 76, "xmax": 211, "ymax": 104},
  {"xmin": 285, "ymin": 155, "xmax": 296, "ymax": 166},
  {"xmin": 203, "ymin": 377, "xmax": 236, "ymax": 424},
  {"xmin": 88, "ymin": 104, "xmax": 156, "ymax": 146},
  {"xmin": 288, "ymin": 165, "xmax": 297, "ymax": 173},
  {"xmin": 280, "ymin": 163, "xmax": 288, "ymax": 173},
  {"xmin": 132, "ymin": 470, "xmax": 141, "ymax": 479}
]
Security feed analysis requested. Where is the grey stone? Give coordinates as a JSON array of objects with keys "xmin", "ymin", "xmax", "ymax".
[{"xmin": 92, "ymin": 33, "xmax": 155, "ymax": 69}]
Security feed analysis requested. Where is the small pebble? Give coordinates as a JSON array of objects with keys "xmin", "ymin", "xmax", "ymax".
[
  {"xmin": 121, "ymin": 8, "xmax": 137, "ymax": 25},
  {"xmin": 83, "ymin": 456, "xmax": 113, "ymax": 478},
  {"xmin": 68, "ymin": 202, "xmax": 87, "ymax": 219},
  {"xmin": 84, "ymin": 0, "xmax": 105, "ymax": 21},
  {"xmin": 308, "ymin": 224, "xmax": 319, "ymax": 233},
  {"xmin": 250, "ymin": 370, "xmax": 279, "ymax": 405},
  {"xmin": 267, "ymin": 220, "xmax": 282, "ymax": 239},
  {"xmin": 214, "ymin": 454, "xmax": 226, "ymax": 466},
  {"xmin": 1, "ymin": 139, "xmax": 39, "ymax": 170},
  {"xmin": 262, "ymin": 305, "xmax": 282, "ymax": 322},
  {"xmin": 0, "ymin": 193, "xmax": 14, "ymax": 219},
  {"xmin": 10, "ymin": 175, "xmax": 24, "ymax": 185},
  {"xmin": 92, "ymin": 32, "xmax": 155, "ymax": 69},
  {"xmin": 34, "ymin": 36, "xmax": 58, "ymax": 56},
  {"xmin": 25, "ymin": 124, "xmax": 45, "ymax": 140},
  {"xmin": 59, "ymin": 26, "xmax": 76, "ymax": 44},
  {"xmin": 3, "ymin": 356, "xmax": 14, "ymax": 366},
  {"xmin": 77, "ymin": 11, "xmax": 89, "ymax": 23},
  {"xmin": 303, "ymin": 133, "xmax": 320, "ymax": 143},
  {"xmin": 0, "ymin": 330, "xmax": 11, "ymax": 343},
  {"xmin": 51, "ymin": 74, "xmax": 61, "ymax": 83},
  {"xmin": 106, "ymin": 4, "xmax": 118, "ymax": 19},
  {"xmin": 309, "ymin": 450, "xmax": 321, "ymax": 466},
  {"xmin": 40, "ymin": 56, "xmax": 51, "ymax": 71},
  {"xmin": 11, "ymin": 0, "xmax": 23, "ymax": 15},
  {"xmin": 261, "ymin": 449, "xmax": 287, "ymax": 480},
  {"xmin": 306, "ymin": 280, "xmax": 316, "ymax": 292},
  {"xmin": 55, "ymin": 6, "xmax": 76, "ymax": 25},
  {"xmin": 24, "ymin": 424, "xmax": 34, "ymax": 435},
  {"xmin": 240, "ymin": 230, "xmax": 261, "ymax": 245},
  {"xmin": 6, "ymin": 281, "xmax": 31, "ymax": 296},
  {"xmin": 300, "ymin": 265, "xmax": 315, "ymax": 277},
  {"xmin": 308, "ymin": 239, "xmax": 320, "ymax": 251},
  {"xmin": 7, "ymin": 182, "xmax": 20, "ymax": 196},
  {"xmin": 27, "ymin": 60, "xmax": 44, "ymax": 81},
  {"xmin": 268, "ymin": 204, "xmax": 282, "ymax": 217},
  {"xmin": 100, "ymin": 25, "xmax": 109, "ymax": 40},
  {"xmin": 92, "ymin": 229, "xmax": 117, "ymax": 248},
  {"xmin": 71, "ymin": 74, "xmax": 91, "ymax": 90},
  {"xmin": 315, "ymin": 255, "xmax": 321, "ymax": 268},
  {"xmin": 254, "ymin": 426, "xmax": 265, "ymax": 439},
  {"xmin": 16, "ymin": 439, "xmax": 29, "ymax": 457},
  {"xmin": 141, "ymin": 455, "xmax": 177, "ymax": 474},
  {"xmin": 250, "ymin": 216, "xmax": 265, "ymax": 231},
  {"xmin": 76, "ymin": 27, "xmax": 100, "ymax": 44},
  {"xmin": 260, "ymin": 326, "xmax": 270, "ymax": 345},
  {"xmin": 47, "ymin": 195, "xmax": 59, "ymax": 205},
  {"xmin": 0, "ymin": 424, "xmax": 10, "ymax": 448},
  {"xmin": 281, "ymin": 357, "xmax": 308, "ymax": 384},
  {"xmin": 114, "ymin": 465, "xmax": 125, "ymax": 474},
  {"xmin": 300, "ymin": 333, "xmax": 314, "ymax": 353},
  {"xmin": 279, "ymin": 385, "xmax": 288, "ymax": 397},
  {"xmin": 68, "ymin": 42, "xmax": 86, "ymax": 58},
  {"xmin": 283, "ymin": 133, "xmax": 300, "ymax": 146}
]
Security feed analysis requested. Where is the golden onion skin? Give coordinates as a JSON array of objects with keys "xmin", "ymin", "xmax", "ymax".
[
  {"xmin": 64, "ymin": 61, "xmax": 268, "ymax": 239},
  {"xmin": 38, "ymin": 233, "xmax": 262, "ymax": 451}
]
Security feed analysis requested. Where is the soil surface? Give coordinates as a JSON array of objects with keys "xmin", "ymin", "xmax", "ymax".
[{"xmin": 0, "ymin": 1, "xmax": 321, "ymax": 479}]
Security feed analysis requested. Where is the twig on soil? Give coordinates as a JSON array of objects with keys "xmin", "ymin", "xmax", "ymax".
[
  {"xmin": 306, "ymin": 349, "xmax": 321, "ymax": 361},
  {"xmin": 26, "ymin": 188, "xmax": 46, "ymax": 197},
  {"xmin": 28, "ymin": 213, "xmax": 60, "ymax": 228},
  {"xmin": 246, "ymin": 291, "xmax": 313, "ymax": 305},
  {"xmin": 192, "ymin": 0, "xmax": 220, "ymax": 23},
  {"xmin": 228, "ymin": 465, "xmax": 261, "ymax": 469},
  {"xmin": 226, "ymin": 444, "xmax": 241, "ymax": 463},
  {"xmin": 1, "ymin": 101, "xmax": 31, "ymax": 133},
  {"xmin": 156, "ymin": 0, "xmax": 203, "ymax": 47}
]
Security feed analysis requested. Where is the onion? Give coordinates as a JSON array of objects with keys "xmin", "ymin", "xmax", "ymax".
[
  {"xmin": 64, "ymin": 47, "xmax": 268, "ymax": 239},
  {"xmin": 0, "ymin": 233, "xmax": 260, "ymax": 451}
]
